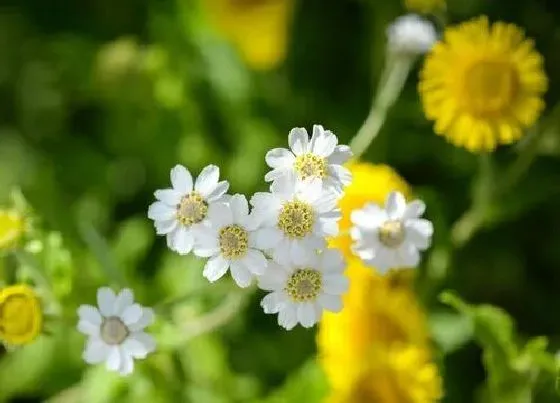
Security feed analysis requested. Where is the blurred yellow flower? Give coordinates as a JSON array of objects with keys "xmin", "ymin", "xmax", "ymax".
[
  {"xmin": 0, "ymin": 284, "xmax": 43, "ymax": 345},
  {"xmin": 419, "ymin": 16, "xmax": 548, "ymax": 152},
  {"xmin": 328, "ymin": 162, "xmax": 410, "ymax": 259},
  {"xmin": 204, "ymin": 0, "xmax": 294, "ymax": 70},
  {"xmin": 0, "ymin": 210, "xmax": 24, "ymax": 249},
  {"xmin": 404, "ymin": 0, "xmax": 445, "ymax": 14}
]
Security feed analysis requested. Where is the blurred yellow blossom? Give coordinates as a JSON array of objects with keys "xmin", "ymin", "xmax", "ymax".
[
  {"xmin": 204, "ymin": 0, "xmax": 294, "ymax": 70},
  {"xmin": 328, "ymin": 162, "xmax": 410, "ymax": 259},
  {"xmin": 404, "ymin": 0, "xmax": 445, "ymax": 14},
  {"xmin": 0, "ymin": 210, "xmax": 24, "ymax": 250},
  {"xmin": 0, "ymin": 284, "xmax": 43, "ymax": 346},
  {"xmin": 419, "ymin": 16, "xmax": 548, "ymax": 152}
]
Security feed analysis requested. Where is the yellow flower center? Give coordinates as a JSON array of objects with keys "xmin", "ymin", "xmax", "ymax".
[
  {"xmin": 0, "ymin": 210, "xmax": 24, "ymax": 249},
  {"xmin": 378, "ymin": 220, "xmax": 405, "ymax": 248},
  {"xmin": 219, "ymin": 224, "xmax": 249, "ymax": 259},
  {"xmin": 177, "ymin": 192, "xmax": 208, "ymax": 226},
  {"xmin": 278, "ymin": 200, "xmax": 315, "ymax": 239},
  {"xmin": 0, "ymin": 285, "xmax": 42, "ymax": 345},
  {"xmin": 100, "ymin": 317, "xmax": 129, "ymax": 345},
  {"xmin": 294, "ymin": 153, "xmax": 328, "ymax": 180},
  {"xmin": 285, "ymin": 268, "xmax": 323, "ymax": 302},
  {"xmin": 464, "ymin": 60, "xmax": 518, "ymax": 116}
]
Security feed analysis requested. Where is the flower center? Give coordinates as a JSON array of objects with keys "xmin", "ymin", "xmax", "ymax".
[
  {"xmin": 0, "ymin": 294, "xmax": 38, "ymax": 340},
  {"xmin": 378, "ymin": 220, "xmax": 405, "ymax": 248},
  {"xmin": 285, "ymin": 268, "xmax": 323, "ymax": 302},
  {"xmin": 277, "ymin": 200, "xmax": 315, "ymax": 239},
  {"xmin": 294, "ymin": 153, "xmax": 328, "ymax": 180},
  {"xmin": 464, "ymin": 59, "xmax": 518, "ymax": 116},
  {"xmin": 218, "ymin": 224, "xmax": 249, "ymax": 259},
  {"xmin": 177, "ymin": 192, "xmax": 208, "ymax": 227},
  {"xmin": 100, "ymin": 317, "xmax": 129, "ymax": 345}
]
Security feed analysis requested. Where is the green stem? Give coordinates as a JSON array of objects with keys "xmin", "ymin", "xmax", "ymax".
[{"xmin": 349, "ymin": 56, "xmax": 414, "ymax": 159}]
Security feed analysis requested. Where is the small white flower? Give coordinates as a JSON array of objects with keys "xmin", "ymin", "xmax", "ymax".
[
  {"xmin": 250, "ymin": 177, "xmax": 340, "ymax": 266},
  {"xmin": 148, "ymin": 164, "xmax": 229, "ymax": 255},
  {"xmin": 264, "ymin": 125, "xmax": 352, "ymax": 194},
  {"xmin": 194, "ymin": 194, "xmax": 268, "ymax": 288},
  {"xmin": 258, "ymin": 248, "xmax": 348, "ymax": 330},
  {"xmin": 77, "ymin": 287, "xmax": 155, "ymax": 376},
  {"xmin": 387, "ymin": 14, "xmax": 437, "ymax": 56},
  {"xmin": 350, "ymin": 191, "xmax": 433, "ymax": 272}
]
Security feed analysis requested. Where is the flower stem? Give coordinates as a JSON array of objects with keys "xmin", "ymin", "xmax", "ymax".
[{"xmin": 350, "ymin": 55, "xmax": 414, "ymax": 159}]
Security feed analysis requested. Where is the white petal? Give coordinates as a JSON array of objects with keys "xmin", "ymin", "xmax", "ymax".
[
  {"xmin": 230, "ymin": 261, "xmax": 253, "ymax": 288},
  {"xmin": 83, "ymin": 338, "xmax": 110, "ymax": 364},
  {"xmin": 195, "ymin": 165, "xmax": 220, "ymax": 197},
  {"xmin": 114, "ymin": 289, "xmax": 134, "ymax": 317},
  {"xmin": 207, "ymin": 202, "xmax": 233, "ymax": 227},
  {"xmin": 398, "ymin": 244, "xmax": 421, "ymax": 268},
  {"xmin": 155, "ymin": 219, "xmax": 177, "ymax": 235},
  {"xmin": 241, "ymin": 249, "xmax": 268, "ymax": 275},
  {"xmin": 314, "ymin": 218, "xmax": 338, "ymax": 237},
  {"xmin": 147, "ymin": 202, "xmax": 175, "ymax": 221},
  {"xmin": 170, "ymin": 165, "xmax": 193, "ymax": 193},
  {"xmin": 229, "ymin": 194, "xmax": 249, "ymax": 223},
  {"xmin": 128, "ymin": 308, "xmax": 155, "ymax": 332},
  {"xmin": 203, "ymin": 255, "xmax": 230, "ymax": 282},
  {"xmin": 257, "ymin": 263, "xmax": 288, "ymax": 291},
  {"xmin": 328, "ymin": 164, "xmax": 352, "ymax": 186},
  {"xmin": 265, "ymin": 148, "xmax": 295, "ymax": 169},
  {"xmin": 78, "ymin": 305, "xmax": 102, "ymax": 325},
  {"xmin": 297, "ymin": 302, "xmax": 317, "ymax": 328},
  {"xmin": 322, "ymin": 274, "xmax": 349, "ymax": 295},
  {"xmin": 106, "ymin": 346, "xmax": 122, "ymax": 372},
  {"xmin": 193, "ymin": 227, "xmax": 220, "ymax": 257},
  {"xmin": 312, "ymin": 191, "xmax": 339, "ymax": 214},
  {"xmin": 260, "ymin": 292, "xmax": 285, "ymax": 314},
  {"xmin": 97, "ymin": 287, "xmax": 116, "ymax": 317},
  {"xmin": 272, "ymin": 239, "xmax": 292, "ymax": 266},
  {"xmin": 264, "ymin": 168, "xmax": 288, "ymax": 183},
  {"xmin": 253, "ymin": 227, "xmax": 283, "ymax": 250},
  {"xmin": 403, "ymin": 200, "xmax": 426, "ymax": 219},
  {"xmin": 170, "ymin": 226, "xmax": 194, "ymax": 255},
  {"xmin": 122, "ymin": 304, "xmax": 143, "ymax": 326},
  {"xmin": 405, "ymin": 219, "xmax": 433, "ymax": 250},
  {"xmin": 319, "ymin": 249, "xmax": 345, "ymax": 273},
  {"xmin": 118, "ymin": 352, "xmax": 135, "ymax": 376},
  {"xmin": 309, "ymin": 125, "xmax": 337, "ymax": 157},
  {"xmin": 122, "ymin": 332, "xmax": 155, "ymax": 359},
  {"xmin": 386, "ymin": 191, "xmax": 407, "ymax": 219},
  {"xmin": 77, "ymin": 320, "xmax": 100, "ymax": 337},
  {"xmin": 288, "ymin": 127, "xmax": 310, "ymax": 155},
  {"xmin": 290, "ymin": 240, "xmax": 308, "ymax": 266},
  {"xmin": 206, "ymin": 181, "xmax": 230, "ymax": 202},
  {"xmin": 154, "ymin": 189, "xmax": 182, "ymax": 206},
  {"xmin": 327, "ymin": 145, "xmax": 353, "ymax": 165},
  {"xmin": 318, "ymin": 294, "xmax": 343, "ymax": 312},
  {"xmin": 278, "ymin": 304, "xmax": 298, "ymax": 330}
]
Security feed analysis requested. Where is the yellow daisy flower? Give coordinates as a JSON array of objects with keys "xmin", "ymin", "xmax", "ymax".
[
  {"xmin": 404, "ymin": 0, "xmax": 445, "ymax": 14},
  {"xmin": 0, "ymin": 284, "xmax": 43, "ymax": 345},
  {"xmin": 419, "ymin": 16, "xmax": 548, "ymax": 152},
  {"xmin": 204, "ymin": 0, "xmax": 294, "ymax": 71},
  {"xmin": 0, "ymin": 210, "xmax": 24, "ymax": 250},
  {"xmin": 317, "ymin": 260, "xmax": 432, "ymax": 392},
  {"xmin": 328, "ymin": 162, "xmax": 410, "ymax": 260}
]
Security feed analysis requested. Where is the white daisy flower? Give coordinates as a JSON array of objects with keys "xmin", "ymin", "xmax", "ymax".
[
  {"xmin": 350, "ymin": 191, "xmax": 433, "ymax": 272},
  {"xmin": 147, "ymin": 164, "xmax": 229, "ymax": 255},
  {"xmin": 77, "ymin": 287, "xmax": 155, "ymax": 376},
  {"xmin": 264, "ymin": 125, "xmax": 352, "ymax": 194},
  {"xmin": 193, "ymin": 194, "xmax": 268, "ymax": 288},
  {"xmin": 250, "ymin": 177, "xmax": 340, "ymax": 266},
  {"xmin": 258, "ymin": 248, "xmax": 348, "ymax": 330},
  {"xmin": 387, "ymin": 14, "xmax": 437, "ymax": 56}
]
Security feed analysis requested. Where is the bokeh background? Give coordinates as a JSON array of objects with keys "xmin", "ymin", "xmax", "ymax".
[{"xmin": 2, "ymin": 0, "xmax": 560, "ymax": 402}]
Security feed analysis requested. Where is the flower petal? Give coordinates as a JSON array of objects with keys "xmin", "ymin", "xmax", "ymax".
[
  {"xmin": 322, "ymin": 274, "xmax": 349, "ymax": 295},
  {"xmin": 405, "ymin": 219, "xmax": 433, "ymax": 250},
  {"xmin": 253, "ymin": 227, "xmax": 283, "ymax": 250},
  {"xmin": 206, "ymin": 181, "xmax": 230, "ymax": 202},
  {"xmin": 309, "ymin": 125, "xmax": 337, "ymax": 157},
  {"xmin": 328, "ymin": 164, "xmax": 352, "ymax": 186},
  {"xmin": 170, "ymin": 165, "xmax": 193, "ymax": 193},
  {"xmin": 297, "ymin": 302, "xmax": 317, "ymax": 328},
  {"xmin": 155, "ymin": 219, "xmax": 177, "ymax": 235},
  {"xmin": 260, "ymin": 292, "xmax": 285, "ymax": 314},
  {"xmin": 288, "ymin": 127, "xmax": 309, "ymax": 155},
  {"xmin": 118, "ymin": 352, "xmax": 135, "ymax": 376},
  {"xmin": 114, "ymin": 289, "xmax": 134, "ymax": 317},
  {"xmin": 78, "ymin": 305, "xmax": 102, "ymax": 325},
  {"xmin": 230, "ymin": 261, "xmax": 253, "ymax": 288},
  {"xmin": 203, "ymin": 255, "xmax": 230, "ymax": 282},
  {"xmin": 97, "ymin": 287, "xmax": 116, "ymax": 317},
  {"xmin": 318, "ymin": 294, "xmax": 343, "ymax": 312},
  {"xmin": 121, "ymin": 304, "xmax": 143, "ymax": 326},
  {"xmin": 122, "ymin": 332, "xmax": 155, "ymax": 359},
  {"xmin": 265, "ymin": 148, "xmax": 295, "ymax": 169},
  {"xmin": 154, "ymin": 189, "xmax": 182, "ymax": 206},
  {"xmin": 278, "ymin": 304, "xmax": 298, "ymax": 330},
  {"xmin": 127, "ymin": 308, "xmax": 155, "ymax": 332},
  {"xmin": 241, "ymin": 249, "xmax": 268, "ymax": 275},
  {"xmin": 170, "ymin": 226, "xmax": 194, "ymax": 255},
  {"xmin": 319, "ymin": 249, "xmax": 345, "ymax": 273},
  {"xmin": 229, "ymin": 194, "xmax": 249, "ymax": 223},
  {"xmin": 328, "ymin": 145, "xmax": 353, "ymax": 165},
  {"xmin": 105, "ymin": 346, "xmax": 122, "ymax": 372},
  {"xmin": 83, "ymin": 338, "xmax": 110, "ymax": 364},
  {"xmin": 207, "ymin": 202, "xmax": 233, "ymax": 228},
  {"xmin": 403, "ymin": 200, "xmax": 426, "ymax": 219},
  {"xmin": 385, "ymin": 191, "xmax": 407, "ymax": 219},
  {"xmin": 77, "ymin": 320, "xmax": 100, "ymax": 337},
  {"xmin": 147, "ymin": 202, "xmax": 175, "ymax": 221},
  {"xmin": 195, "ymin": 165, "xmax": 220, "ymax": 197}
]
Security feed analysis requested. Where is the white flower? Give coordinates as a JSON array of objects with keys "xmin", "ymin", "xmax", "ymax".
[
  {"xmin": 250, "ymin": 177, "xmax": 340, "ymax": 266},
  {"xmin": 264, "ymin": 125, "xmax": 352, "ymax": 194},
  {"xmin": 77, "ymin": 287, "xmax": 155, "ymax": 376},
  {"xmin": 350, "ymin": 191, "xmax": 433, "ymax": 272},
  {"xmin": 193, "ymin": 194, "xmax": 268, "ymax": 288},
  {"xmin": 258, "ymin": 248, "xmax": 348, "ymax": 330},
  {"xmin": 147, "ymin": 164, "xmax": 229, "ymax": 255},
  {"xmin": 387, "ymin": 14, "xmax": 437, "ymax": 56}
]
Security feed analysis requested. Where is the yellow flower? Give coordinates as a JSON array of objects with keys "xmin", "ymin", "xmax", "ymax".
[
  {"xmin": 326, "ymin": 345, "xmax": 443, "ymax": 403},
  {"xmin": 328, "ymin": 162, "xmax": 410, "ymax": 260},
  {"xmin": 404, "ymin": 0, "xmax": 445, "ymax": 14},
  {"xmin": 419, "ymin": 16, "xmax": 548, "ymax": 152},
  {"xmin": 204, "ymin": 0, "xmax": 294, "ymax": 70},
  {"xmin": 318, "ymin": 261, "xmax": 431, "ymax": 391},
  {"xmin": 0, "ymin": 284, "xmax": 43, "ymax": 345},
  {"xmin": 0, "ymin": 210, "xmax": 24, "ymax": 249}
]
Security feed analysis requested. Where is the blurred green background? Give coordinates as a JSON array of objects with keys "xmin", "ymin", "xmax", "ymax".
[{"xmin": 2, "ymin": 0, "xmax": 560, "ymax": 401}]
